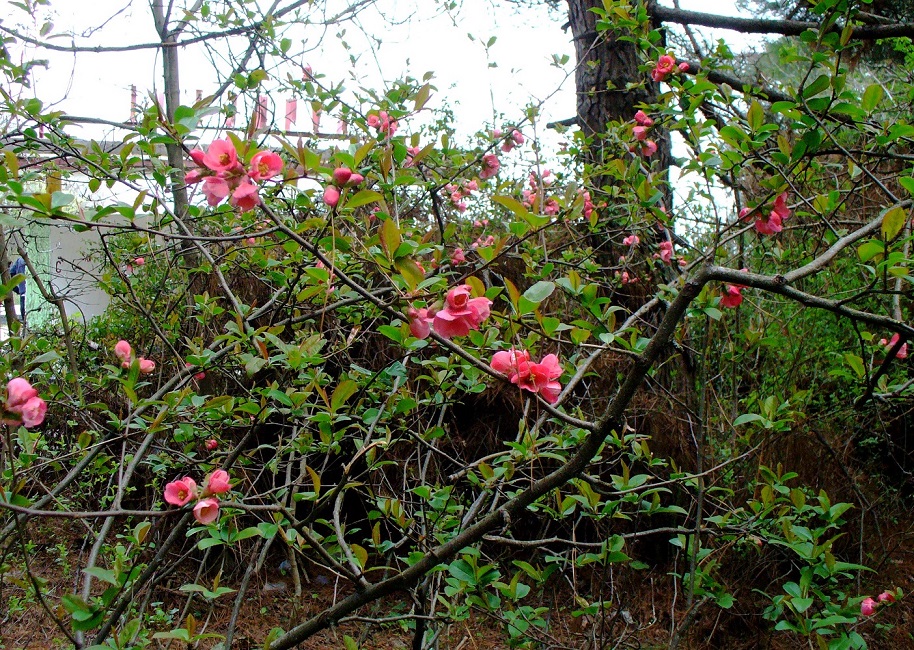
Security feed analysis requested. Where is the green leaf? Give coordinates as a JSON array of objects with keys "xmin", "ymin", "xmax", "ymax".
[
  {"xmin": 331, "ymin": 379, "xmax": 358, "ymax": 413},
  {"xmin": 449, "ymin": 559, "xmax": 476, "ymax": 585},
  {"xmin": 522, "ymin": 281, "xmax": 555, "ymax": 304},
  {"xmin": 379, "ymin": 218, "xmax": 401, "ymax": 259},
  {"xmin": 862, "ymin": 84, "xmax": 884, "ymax": 113},
  {"xmin": 345, "ymin": 189, "xmax": 384, "ymax": 209},
  {"xmin": 881, "ymin": 205, "xmax": 906, "ymax": 241},
  {"xmin": 801, "ymin": 74, "xmax": 830, "ymax": 99},
  {"xmin": 844, "ymin": 353, "xmax": 865, "ymax": 378},
  {"xmin": 857, "ymin": 239, "xmax": 884, "ymax": 263},
  {"xmin": 747, "ymin": 100, "xmax": 764, "ymax": 131},
  {"xmin": 733, "ymin": 413, "xmax": 765, "ymax": 426},
  {"xmin": 414, "ymin": 83, "xmax": 432, "ymax": 112}
]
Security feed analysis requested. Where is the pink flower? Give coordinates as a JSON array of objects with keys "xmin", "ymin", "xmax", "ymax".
[
  {"xmin": 633, "ymin": 125, "xmax": 649, "ymax": 141},
  {"xmin": 882, "ymin": 333, "xmax": 908, "ymax": 359},
  {"xmin": 184, "ymin": 169, "xmax": 203, "ymax": 185},
  {"xmin": 772, "ymin": 193, "xmax": 791, "ymax": 220},
  {"xmin": 7, "ymin": 378, "xmax": 38, "ymax": 411},
  {"xmin": 479, "ymin": 154, "xmax": 500, "ymax": 180},
  {"xmin": 185, "ymin": 362, "xmax": 206, "ymax": 381},
  {"xmin": 189, "ymin": 149, "xmax": 206, "ymax": 167},
  {"xmin": 201, "ymin": 139, "xmax": 239, "ymax": 173},
  {"xmin": 19, "ymin": 397, "xmax": 47, "ymax": 428},
  {"xmin": 755, "ymin": 213, "xmax": 782, "ymax": 235},
  {"xmin": 367, "ymin": 114, "xmax": 381, "ymax": 128},
  {"xmin": 230, "ymin": 179, "xmax": 261, "ymax": 212},
  {"xmin": 138, "ymin": 358, "xmax": 156, "ymax": 374},
  {"xmin": 114, "ymin": 340, "xmax": 133, "ymax": 363},
  {"xmin": 634, "ymin": 110, "xmax": 654, "ymax": 127},
  {"xmin": 451, "ymin": 248, "xmax": 466, "ymax": 265},
  {"xmin": 491, "ymin": 349, "xmax": 532, "ymax": 378},
  {"xmin": 249, "ymin": 151, "xmax": 283, "ymax": 181},
  {"xmin": 861, "ymin": 597, "xmax": 877, "ymax": 617},
  {"xmin": 205, "ymin": 439, "xmax": 218, "ymax": 451},
  {"xmin": 465, "ymin": 180, "xmax": 479, "ymax": 192},
  {"xmin": 641, "ymin": 140, "xmax": 658, "ymax": 157},
  {"xmin": 333, "ymin": 167, "xmax": 353, "ymax": 186},
  {"xmin": 878, "ymin": 591, "xmax": 896, "ymax": 603},
  {"xmin": 622, "ymin": 234, "xmax": 640, "ymax": 246},
  {"xmin": 520, "ymin": 354, "xmax": 564, "ymax": 403},
  {"xmin": 512, "ymin": 129, "xmax": 524, "ymax": 145},
  {"xmin": 193, "ymin": 498, "xmax": 220, "ymax": 524},
  {"xmin": 432, "ymin": 285, "xmax": 492, "ymax": 338},
  {"xmin": 738, "ymin": 207, "xmax": 753, "ymax": 222},
  {"xmin": 651, "ymin": 54, "xmax": 677, "ymax": 82},
  {"xmin": 492, "ymin": 350, "xmax": 563, "ymax": 403},
  {"xmin": 201, "ymin": 176, "xmax": 231, "ymax": 207},
  {"xmin": 408, "ymin": 307, "xmax": 432, "ymax": 339},
  {"xmin": 164, "ymin": 477, "xmax": 198, "ymax": 506},
  {"xmin": 134, "ymin": 257, "xmax": 145, "ymax": 266},
  {"xmin": 678, "ymin": 62, "xmax": 690, "ymax": 73},
  {"xmin": 204, "ymin": 469, "xmax": 231, "ymax": 495},
  {"xmin": 720, "ymin": 285, "xmax": 743, "ymax": 308},
  {"xmin": 659, "ymin": 240, "xmax": 673, "ymax": 264},
  {"xmin": 323, "ymin": 185, "xmax": 340, "ymax": 208},
  {"xmin": 543, "ymin": 198, "xmax": 559, "ymax": 215}
]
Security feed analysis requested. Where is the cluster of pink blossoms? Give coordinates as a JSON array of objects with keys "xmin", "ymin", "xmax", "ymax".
[
  {"xmin": 367, "ymin": 110, "xmax": 398, "ymax": 137},
  {"xmin": 450, "ymin": 248, "xmax": 466, "ymax": 265},
  {"xmin": 115, "ymin": 340, "xmax": 155, "ymax": 374},
  {"xmin": 622, "ymin": 234, "xmax": 640, "ymax": 247},
  {"xmin": 740, "ymin": 193, "xmax": 791, "ymax": 235},
  {"xmin": 491, "ymin": 349, "xmax": 563, "ymax": 404},
  {"xmin": 323, "ymin": 167, "xmax": 365, "ymax": 208},
  {"xmin": 479, "ymin": 153, "xmax": 500, "ymax": 180},
  {"xmin": 629, "ymin": 110, "xmax": 658, "ymax": 158},
  {"xmin": 408, "ymin": 284, "xmax": 492, "ymax": 339},
  {"xmin": 5, "ymin": 378, "xmax": 47, "ymax": 428},
  {"xmin": 446, "ymin": 179, "xmax": 478, "ymax": 213},
  {"xmin": 861, "ymin": 590, "xmax": 896, "ymax": 616},
  {"xmin": 500, "ymin": 129, "xmax": 525, "ymax": 153},
  {"xmin": 185, "ymin": 140, "xmax": 283, "ymax": 212},
  {"xmin": 655, "ymin": 240, "xmax": 673, "ymax": 264},
  {"xmin": 164, "ymin": 469, "xmax": 231, "ymax": 524},
  {"xmin": 522, "ymin": 170, "xmax": 559, "ymax": 215},
  {"xmin": 651, "ymin": 54, "xmax": 689, "ymax": 83},
  {"xmin": 581, "ymin": 190, "xmax": 595, "ymax": 219},
  {"xmin": 879, "ymin": 333, "xmax": 908, "ymax": 359}
]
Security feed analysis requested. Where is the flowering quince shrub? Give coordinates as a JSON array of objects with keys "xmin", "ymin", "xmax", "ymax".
[{"xmin": 4, "ymin": 3, "xmax": 914, "ymax": 650}]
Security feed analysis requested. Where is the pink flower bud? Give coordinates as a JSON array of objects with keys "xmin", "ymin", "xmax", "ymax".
[
  {"xmin": 348, "ymin": 173, "xmax": 364, "ymax": 186},
  {"xmin": 333, "ymin": 167, "xmax": 352, "ymax": 186},
  {"xmin": 204, "ymin": 469, "xmax": 231, "ymax": 495},
  {"xmin": 205, "ymin": 439, "xmax": 218, "ymax": 451},
  {"xmin": 878, "ymin": 591, "xmax": 895, "ymax": 603},
  {"xmin": 861, "ymin": 597, "xmax": 877, "ymax": 616},
  {"xmin": 189, "ymin": 149, "xmax": 206, "ymax": 166},
  {"xmin": 114, "ymin": 340, "xmax": 132, "ymax": 363},
  {"xmin": 323, "ymin": 185, "xmax": 340, "ymax": 208},
  {"xmin": 138, "ymin": 358, "xmax": 155, "ymax": 374}
]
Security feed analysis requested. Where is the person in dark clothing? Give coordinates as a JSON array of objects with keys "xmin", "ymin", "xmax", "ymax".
[{"xmin": 10, "ymin": 257, "xmax": 26, "ymax": 327}]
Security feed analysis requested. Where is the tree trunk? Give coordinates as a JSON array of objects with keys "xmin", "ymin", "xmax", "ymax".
[{"xmin": 566, "ymin": 0, "xmax": 672, "ymax": 192}]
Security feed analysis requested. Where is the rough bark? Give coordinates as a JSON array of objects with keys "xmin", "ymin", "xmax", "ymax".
[{"xmin": 566, "ymin": 0, "xmax": 672, "ymax": 179}]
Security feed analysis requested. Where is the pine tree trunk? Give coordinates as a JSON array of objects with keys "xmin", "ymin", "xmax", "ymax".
[{"xmin": 565, "ymin": 0, "xmax": 672, "ymax": 191}]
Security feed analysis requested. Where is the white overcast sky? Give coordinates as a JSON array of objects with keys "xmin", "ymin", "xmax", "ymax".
[{"xmin": 15, "ymin": 0, "xmax": 752, "ymax": 143}]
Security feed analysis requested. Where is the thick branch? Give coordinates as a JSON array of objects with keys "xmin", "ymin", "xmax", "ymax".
[{"xmin": 653, "ymin": 5, "xmax": 914, "ymax": 39}]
